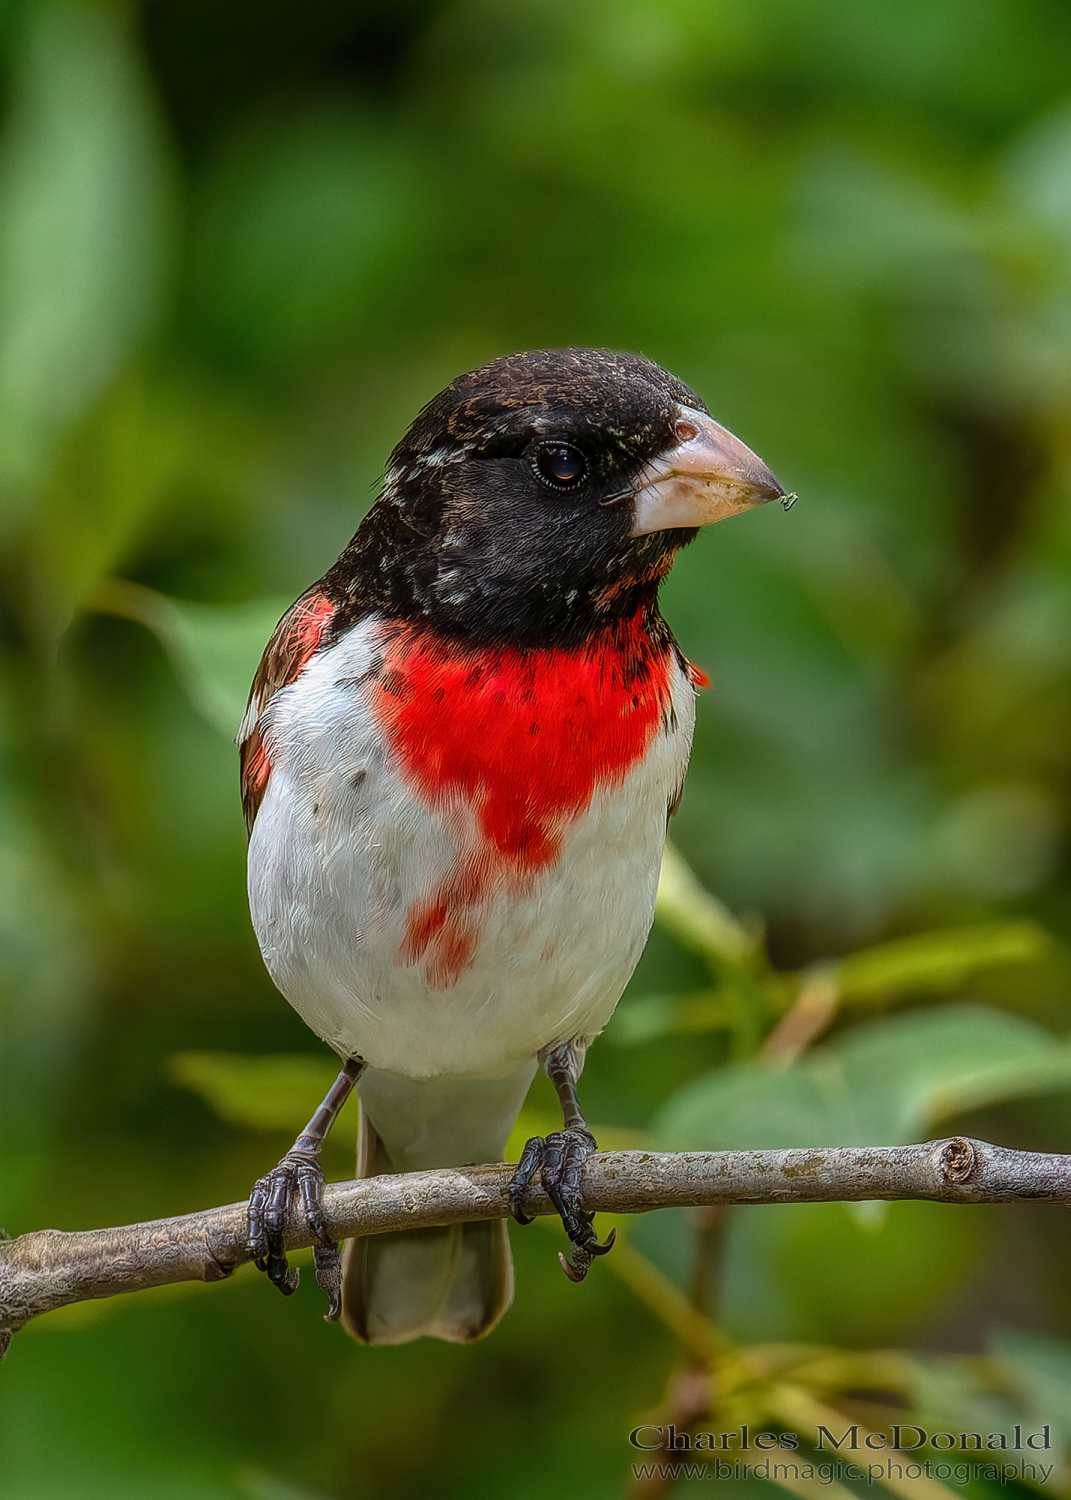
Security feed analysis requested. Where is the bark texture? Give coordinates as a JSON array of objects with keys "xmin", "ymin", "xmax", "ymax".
[{"xmin": 2, "ymin": 1137, "xmax": 1067, "ymax": 1348}]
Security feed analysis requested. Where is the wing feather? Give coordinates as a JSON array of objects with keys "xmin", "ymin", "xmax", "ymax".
[{"xmin": 239, "ymin": 587, "xmax": 337, "ymax": 830}]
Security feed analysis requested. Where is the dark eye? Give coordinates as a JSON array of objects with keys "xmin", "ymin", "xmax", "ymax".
[{"xmin": 532, "ymin": 443, "xmax": 586, "ymax": 489}]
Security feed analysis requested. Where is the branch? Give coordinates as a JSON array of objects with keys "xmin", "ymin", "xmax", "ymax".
[{"xmin": 3, "ymin": 1136, "xmax": 1069, "ymax": 1353}]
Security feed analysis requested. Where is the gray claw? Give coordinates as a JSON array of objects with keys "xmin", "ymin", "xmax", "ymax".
[
  {"xmin": 246, "ymin": 1149, "xmax": 331, "ymax": 1303},
  {"xmin": 507, "ymin": 1126, "xmax": 612, "ymax": 1282}
]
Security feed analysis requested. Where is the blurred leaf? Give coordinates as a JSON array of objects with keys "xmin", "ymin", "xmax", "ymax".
[
  {"xmin": 924, "ymin": 785, "xmax": 1063, "ymax": 901},
  {"xmin": 611, "ymin": 918, "xmax": 1053, "ymax": 1049},
  {"xmin": 606, "ymin": 989, "xmax": 741, "ymax": 1046},
  {"xmin": 95, "ymin": 581, "xmax": 288, "ymax": 737},
  {"xmin": 836, "ymin": 921, "xmax": 1055, "ymax": 1005},
  {"xmin": 719, "ymin": 1196, "xmax": 983, "ymax": 1352},
  {"xmin": 658, "ymin": 1004, "xmax": 1071, "ymax": 1151},
  {"xmin": 0, "ymin": 770, "xmax": 97, "ymax": 1223},
  {"xmin": 0, "ymin": 0, "xmax": 169, "ymax": 508},
  {"xmin": 167, "ymin": 1051, "xmax": 340, "ymax": 1133},
  {"xmin": 655, "ymin": 842, "xmax": 759, "ymax": 968},
  {"xmin": 908, "ymin": 1357, "xmax": 1019, "ymax": 1447},
  {"xmin": 27, "ymin": 376, "xmax": 196, "ymax": 636},
  {"xmin": 990, "ymin": 1330, "xmax": 1071, "ymax": 1464},
  {"xmin": 237, "ymin": 1466, "xmax": 335, "ymax": 1500},
  {"xmin": 792, "ymin": 147, "xmax": 981, "ymax": 297}
]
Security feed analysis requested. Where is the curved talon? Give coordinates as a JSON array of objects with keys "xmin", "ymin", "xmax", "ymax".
[
  {"xmin": 243, "ymin": 1058, "xmax": 362, "ymax": 1318},
  {"xmin": 559, "ymin": 1248, "xmax": 591, "ymax": 1283},
  {"xmin": 268, "ymin": 1251, "xmax": 300, "ymax": 1295},
  {"xmin": 313, "ymin": 1244, "xmax": 343, "ymax": 1322},
  {"xmin": 591, "ymin": 1227, "xmax": 616, "ymax": 1256},
  {"xmin": 246, "ymin": 1148, "xmax": 331, "ymax": 1299},
  {"xmin": 507, "ymin": 1125, "xmax": 613, "ymax": 1282},
  {"xmin": 508, "ymin": 1134, "xmax": 547, "ymax": 1225}
]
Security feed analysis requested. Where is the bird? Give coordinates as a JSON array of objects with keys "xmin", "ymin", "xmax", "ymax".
[{"xmin": 239, "ymin": 347, "xmax": 784, "ymax": 1345}]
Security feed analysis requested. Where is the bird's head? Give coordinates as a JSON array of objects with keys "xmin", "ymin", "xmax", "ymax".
[{"xmin": 331, "ymin": 348, "xmax": 785, "ymax": 646}]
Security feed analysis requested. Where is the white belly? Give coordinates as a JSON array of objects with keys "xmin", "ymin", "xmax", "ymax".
[{"xmin": 247, "ymin": 619, "xmax": 695, "ymax": 1080}]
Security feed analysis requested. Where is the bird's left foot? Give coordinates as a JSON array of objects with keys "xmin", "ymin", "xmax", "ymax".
[
  {"xmin": 508, "ymin": 1126, "xmax": 616, "ymax": 1281},
  {"xmin": 247, "ymin": 1147, "xmax": 343, "ymax": 1318}
]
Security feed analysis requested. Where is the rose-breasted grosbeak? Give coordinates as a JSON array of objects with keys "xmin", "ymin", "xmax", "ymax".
[{"xmin": 240, "ymin": 348, "xmax": 784, "ymax": 1344}]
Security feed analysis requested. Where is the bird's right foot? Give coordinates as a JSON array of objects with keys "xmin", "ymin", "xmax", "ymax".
[
  {"xmin": 508, "ymin": 1126, "xmax": 616, "ymax": 1282},
  {"xmin": 246, "ymin": 1146, "xmax": 342, "ymax": 1317}
]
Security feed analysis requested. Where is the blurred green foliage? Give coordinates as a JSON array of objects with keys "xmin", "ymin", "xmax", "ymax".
[{"xmin": 3, "ymin": 1, "xmax": 1071, "ymax": 1496}]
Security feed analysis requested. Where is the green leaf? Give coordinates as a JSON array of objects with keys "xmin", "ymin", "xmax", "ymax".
[
  {"xmin": 31, "ymin": 377, "xmax": 199, "ymax": 635},
  {"xmin": 167, "ymin": 1051, "xmax": 340, "ymax": 1134},
  {"xmin": 0, "ymin": 1, "xmax": 169, "ymax": 507},
  {"xmin": 655, "ymin": 843, "xmax": 758, "ymax": 968},
  {"xmin": 836, "ymin": 921, "xmax": 1054, "ymax": 1005},
  {"xmin": 238, "ymin": 1466, "xmax": 336, "ymax": 1500},
  {"xmin": 908, "ymin": 1357, "xmax": 1019, "ymax": 1447},
  {"xmin": 657, "ymin": 1004, "xmax": 1071, "ymax": 1151},
  {"xmin": 95, "ymin": 581, "xmax": 289, "ymax": 738},
  {"xmin": 606, "ymin": 990, "xmax": 740, "ymax": 1046},
  {"xmin": 990, "ymin": 1330, "xmax": 1071, "ymax": 1461}
]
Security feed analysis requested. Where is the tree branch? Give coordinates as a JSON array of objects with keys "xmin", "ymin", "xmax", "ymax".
[{"xmin": 3, "ymin": 1136, "xmax": 1069, "ymax": 1353}]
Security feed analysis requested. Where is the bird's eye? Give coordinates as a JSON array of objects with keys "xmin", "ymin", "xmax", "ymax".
[{"xmin": 532, "ymin": 443, "xmax": 586, "ymax": 490}]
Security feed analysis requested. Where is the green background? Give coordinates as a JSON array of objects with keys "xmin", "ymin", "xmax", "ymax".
[{"xmin": 3, "ymin": 1, "xmax": 1071, "ymax": 1495}]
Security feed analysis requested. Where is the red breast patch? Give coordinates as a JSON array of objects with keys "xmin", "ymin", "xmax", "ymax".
[{"xmin": 372, "ymin": 613, "xmax": 674, "ymax": 987}]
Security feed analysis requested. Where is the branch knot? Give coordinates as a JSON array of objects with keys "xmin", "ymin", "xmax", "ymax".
[{"xmin": 937, "ymin": 1137, "xmax": 977, "ymax": 1185}]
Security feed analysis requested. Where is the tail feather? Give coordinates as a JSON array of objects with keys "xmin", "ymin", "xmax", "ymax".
[
  {"xmin": 341, "ymin": 1219, "xmax": 513, "ymax": 1345},
  {"xmin": 339, "ymin": 1064, "xmax": 534, "ymax": 1346}
]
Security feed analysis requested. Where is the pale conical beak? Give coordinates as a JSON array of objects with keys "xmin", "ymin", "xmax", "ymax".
[{"xmin": 631, "ymin": 407, "xmax": 786, "ymax": 536}]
